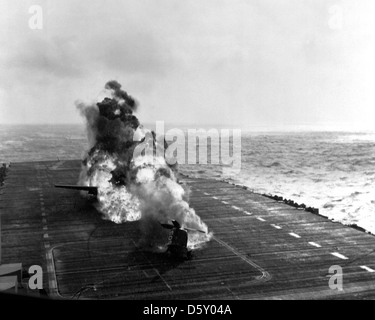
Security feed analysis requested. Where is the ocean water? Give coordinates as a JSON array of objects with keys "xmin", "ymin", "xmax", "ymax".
[
  {"xmin": 181, "ymin": 131, "xmax": 375, "ymax": 234},
  {"xmin": 0, "ymin": 124, "xmax": 89, "ymax": 162},
  {"xmin": 1, "ymin": 124, "xmax": 374, "ymax": 234}
]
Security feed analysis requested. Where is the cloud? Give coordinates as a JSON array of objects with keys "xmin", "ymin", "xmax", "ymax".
[
  {"xmin": 85, "ymin": 31, "xmax": 173, "ymax": 76},
  {"xmin": 0, "ymin": 0, "xmax": 375, "ymax": 128},
  {"xmin": 5, "ymin": 35, "xmax": 86, "ymax": 80},
  {"xmin": 0, "ymin": 0, "xmax": 175, "ymax": 87}
]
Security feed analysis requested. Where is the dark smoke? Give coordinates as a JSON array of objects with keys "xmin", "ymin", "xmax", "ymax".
[
  {"xmin": 104, "ymin": 80, "xmax": 138, "ymax": 111},
  {"xmin": 76, "ymin": 81, "xmax": 212, "ymax": 250}
]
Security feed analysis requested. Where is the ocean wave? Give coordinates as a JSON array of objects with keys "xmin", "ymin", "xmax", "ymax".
[{"xmin": 262, "ymin": 161, "xmax": 282, "ymax": 168}]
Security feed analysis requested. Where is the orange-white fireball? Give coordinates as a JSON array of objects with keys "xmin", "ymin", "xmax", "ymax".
[{"xmin": 77, "ymin": 81, "xmax": 212, "ymax": 249}]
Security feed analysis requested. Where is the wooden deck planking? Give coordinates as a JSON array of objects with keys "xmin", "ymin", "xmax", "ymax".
[{"xmin": 0, "ymin": 160, "xmax": 375, "ymax": 299}]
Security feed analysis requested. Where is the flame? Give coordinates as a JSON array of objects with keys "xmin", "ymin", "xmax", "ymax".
[
  {"xmin": 80, "ymin": 151, "xmax": 212, "ymax": 249},
  {"xmin": 77, "ymin": 81, "xmax": 212, "ymax": 250},
  {"xmin": 130, "ymin": 154, "xmax": 212, "ymax": 249},
  {"xmin": 81, "ymin": 151, "xmax": 141, "ymax": 223}
]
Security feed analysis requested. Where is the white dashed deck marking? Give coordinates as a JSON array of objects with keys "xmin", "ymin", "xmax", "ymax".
[
  {"xmin": 308, "ymin": 242, "xmax": 322, "ymax": 248},
  {"xmin": 360, "ymin": 266, "xmax": 375, "ymax": 273},
  {"xmin": 271, "ymin": 224, "xmax": 282, "ymax": 229},
  {"xmin": 289, "ymin": 232, "xmax": 301, "ymax": 239},
  {"xmin": 331, "ymin": 252, "xmax": 349, "ymax": 260}
]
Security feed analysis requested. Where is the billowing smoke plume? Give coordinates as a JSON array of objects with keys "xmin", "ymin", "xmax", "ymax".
[{"xmin": 76, "ymin": 81, "xmax": 212, "ymax": 249}]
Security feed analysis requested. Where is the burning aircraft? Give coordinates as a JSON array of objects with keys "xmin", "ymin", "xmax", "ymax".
[{"xmin": 56, "ymin": 80, "xmax": 212, "ymax": 253}]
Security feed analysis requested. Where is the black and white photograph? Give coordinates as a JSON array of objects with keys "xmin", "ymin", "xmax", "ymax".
[{"xmin": 0, "ymin": 0, "xmax": 375, "ymax": 305}]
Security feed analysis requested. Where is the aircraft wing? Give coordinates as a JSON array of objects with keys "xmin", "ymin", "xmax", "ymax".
[
  {"xmin": 160, "ymin": 222, "xmax": 206, "ymax": 234},
  {"xmin": 160, "ymin": 223, "xmax": 174, "ymax": 230},
  {"xmin": 161, "ymin": 220, "xmax": 181, "ymax": 230},
  {"xmin": 54, "ymin": 184, "xmax": 98, "ymax": 196},
  {"xmin": 183, "ymin": 226, "xmax": 206, "ymax": 234}
]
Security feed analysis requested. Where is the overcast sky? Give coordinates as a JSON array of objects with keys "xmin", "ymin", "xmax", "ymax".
[{"xmin": 0, "ymin": 0, "xmax": 375, "ymax": 130}]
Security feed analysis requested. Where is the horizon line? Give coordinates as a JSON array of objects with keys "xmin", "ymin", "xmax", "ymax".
[{"xmin": 0, "ymin": 122, "xmax": 373, "ymax": 133}]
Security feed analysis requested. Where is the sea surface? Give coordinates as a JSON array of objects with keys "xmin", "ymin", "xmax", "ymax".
[{"xmin": 1, "ymin": 124, "xmax": 374, "ymax": 234}]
